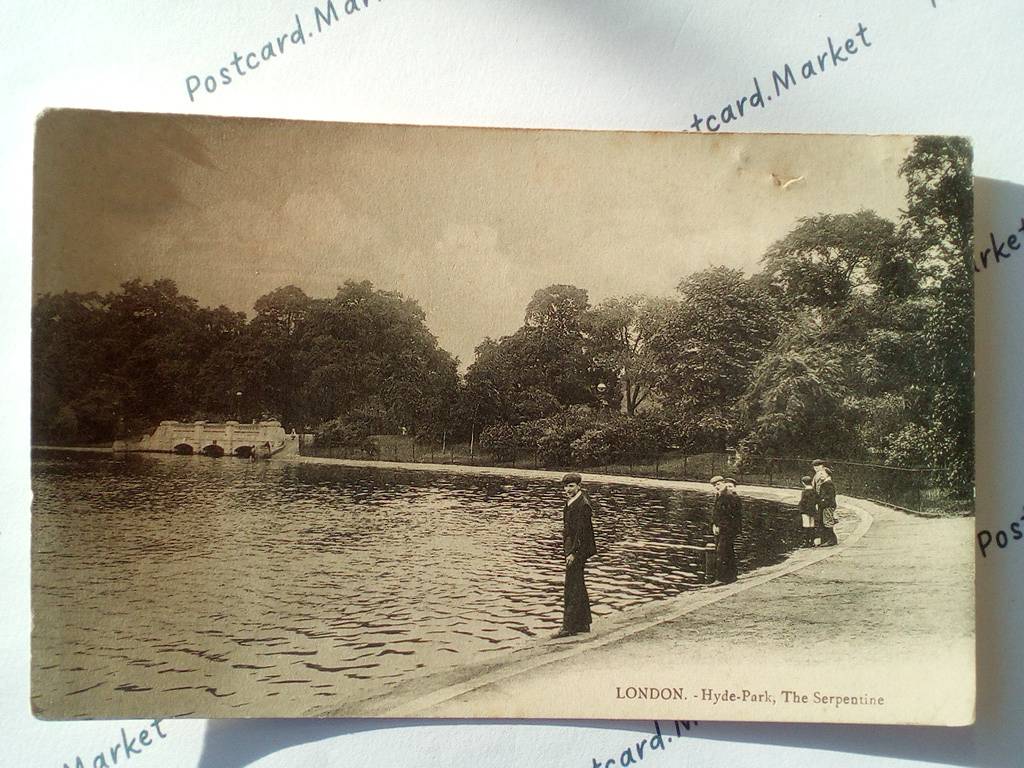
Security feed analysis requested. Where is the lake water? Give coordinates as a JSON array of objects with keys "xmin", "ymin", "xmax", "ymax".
[{"xmin": 31, "ymin": 452, "xmax": 800, "ymax": 716}]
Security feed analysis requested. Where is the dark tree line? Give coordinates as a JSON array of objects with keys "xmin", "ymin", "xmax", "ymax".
[
  {"xmin": 32, "ymin": 138, "xmax": 972, "ymax": 497},
  {"xmin": 32, "ymin": 279, "xmax": 460, "ymax": 446}
]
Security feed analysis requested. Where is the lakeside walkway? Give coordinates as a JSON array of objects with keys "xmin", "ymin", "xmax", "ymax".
[{"xmin": 280, "ymin": 456, "xmax": 975, "ymax": 725}]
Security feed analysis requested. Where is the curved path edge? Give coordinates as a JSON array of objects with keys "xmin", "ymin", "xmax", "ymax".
[
  {"xmin": 279, "ymin": 455, "xmax": 874, "ymax": 719},
  {"xmin": 377, "ymin": 503, "xmax": 872, "ymax": 717}
]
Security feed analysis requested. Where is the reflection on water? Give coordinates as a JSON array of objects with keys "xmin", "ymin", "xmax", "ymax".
[{"xmin": 31, "ymin": 452, "xmax": 800, "ymax": 716}]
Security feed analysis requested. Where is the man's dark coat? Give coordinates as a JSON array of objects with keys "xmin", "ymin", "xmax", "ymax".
[
  {"xmin": 712, "ymin": 487, "xmax": 743, "ymax": 583},
  {"xmin": 561, "ymin": 493, "xmax": 597, "ymax": 633}
]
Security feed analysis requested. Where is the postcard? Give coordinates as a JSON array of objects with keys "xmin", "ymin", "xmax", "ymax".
[{"xmin": 31, "ymin": 111, "xmax": 974, "ymax": 724}]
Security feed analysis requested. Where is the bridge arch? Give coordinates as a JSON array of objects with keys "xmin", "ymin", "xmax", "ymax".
[
  {"xmin": 234, "ymin": 445, "xmax": 255, "ymax": 459},
  {"xmin": 200, "ymin": 444, "xmax": 225, "ymax": 458},
  {"xmin": 128, "ymin": 420, "xmax": 288, "ymax": 456}
]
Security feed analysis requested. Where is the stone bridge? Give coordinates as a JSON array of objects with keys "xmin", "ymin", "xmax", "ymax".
[{"xmin": 116, "ymin": 420, "xmax": 297, "ymax": 458}]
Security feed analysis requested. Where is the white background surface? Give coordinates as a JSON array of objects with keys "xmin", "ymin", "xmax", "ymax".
[{"xmin": 2, "ymin": 1, "xmax": 1021, "ymax": 765}]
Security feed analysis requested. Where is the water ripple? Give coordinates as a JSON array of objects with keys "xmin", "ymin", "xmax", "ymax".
[{"xmin": 32, "ymin": 452, "xmax": 800, "ymax": 715}]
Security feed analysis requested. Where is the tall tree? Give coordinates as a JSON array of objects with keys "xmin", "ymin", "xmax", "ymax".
[
  {"xmin": 293, "ymin": 280, "xmax": 459, "ymax": 436},
  {"xmin": 899, "ymin": 136, "xmax": 973, "ymax": 494},
  {"xmin": 523, "ymin": 284, "xmax": 590, "ymax": 335},
  {"xmin": 899, "ymin": 136, "xmax": 973, "ymax": 278},
  {"xmin": 761, "ymin": 210, "xmax": 913, "ymax": 308},
  {"xmin": 653, "ymin": 267, "xmax": 781, "ymax": 446},
  {"xmin": 588, "ymin": 295, "xmax": 673, "ymax": 416},
  {"xmin": 465, "ymin": 284, "xmax": 603, "ymax": 428},
  {"xmin": 739, "ymin": 312, "xmax": 859, "ymax": 457},
  {"xmin": 246, "ymin": 286, "xmax": 313, "ymax": 425},
  {"xmin": 31, "ymin": 279, "xmax": 249, "ymax": 441}
]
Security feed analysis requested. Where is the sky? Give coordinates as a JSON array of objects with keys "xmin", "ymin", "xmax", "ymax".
[{"xmin": 33, "ymin": 111, "xmax": 913, "ymax": 366}]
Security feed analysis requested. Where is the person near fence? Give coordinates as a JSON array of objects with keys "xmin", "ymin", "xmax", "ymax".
[
  {"xmin": 710, "ymin": 475, "xmax": 743, "ymax": 584},
  {"xmin": 799, "ymin": 475, "xmax": 818, "ymax": 546},
  {"xmin": 812, "ymin": 459, "xmax": 839, "ymax": 546},
  {"xmin": 553, "ymin": 472, "xmax": 598, "ymax": 639}
]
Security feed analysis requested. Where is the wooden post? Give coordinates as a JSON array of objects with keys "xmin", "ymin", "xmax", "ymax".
[{"xmin": 704, "ymin": 543, "xmax": 717, "ymax": 583}]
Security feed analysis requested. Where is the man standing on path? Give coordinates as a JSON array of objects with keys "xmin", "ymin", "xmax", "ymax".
[
  {"xmin": 553, "ymin": 473, "xmax": 598, "ymax": 639},
  {"xmin": 710, "ymin": 475, "xmax": 743, "ymax": 584},
  {"xmin": 812, "ymin": 459, "xmax": 839, "ymax": 546}
]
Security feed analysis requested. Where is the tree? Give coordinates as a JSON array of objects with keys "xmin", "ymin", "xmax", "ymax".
[
  {"xmin": 899, "ymin": 136, "xmax": 973, "ymax": 279},
  {"xmin": 588, "ymin": 295, "xmax": 673, "ymax": 416},
  {"xmin": 252, "ymin": 285, "xmax": 312, "ymax": 337},
  {"xmin": 899, "ymin": 137, "xmax": 973, "ymax": 495},
  {"xmin": 247, "ymin": 285, "xmax": 313, "ymax": 423},
  {"xmin": 652, "ymin": 267, "xmax": 781, "ymax": 448},
  {"xmin": 32, "ymin": 291, "xmax": 106, "ymax": 441},
  {"xmin": 31, "ymin": 278, "xmax": 462, "ymax": 444},
  {"xmin": 464, "ymin": 285, "xmax": 605, "ymax": 428},
  {"xmin": 761, "ymin": 210, "xmax": 913, "ymax": 308},
  {"xmin": 292, "ymin": 280, "xmax": 460, "ymax": 437},
  {"xmin": 739, "ymin": 312, "xmax": 859, "ymax": 458},
  {"xmin": 32, "ymin": 280, "xmax": 249, "ymax": 442},
  {"xmin": 524, "ymin": 284, "xmax": 590, "ymax": 335}
]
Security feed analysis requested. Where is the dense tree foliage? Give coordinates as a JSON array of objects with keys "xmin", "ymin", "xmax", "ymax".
[
  {"xmin": 736, "ymin": 137, "xmax": 972, "ymax": 496},
  {"xmin": 588, "ymin": 296, "xmax": 673, "ymax": 417},
  {"xmin": 33, "ymin": 280, "xmax": 247, "ymax": 442},
  {"xmin": 652, "ymin": 267, "xmax": 782, "ymax": 446},
  {"xmin": 762, "ymin": 211, "xmax": 914, "ymax": 307},
  {"xmin": 899, "ymin": 137, "xmax": 974, "ymax": 494},
  {"xmin": 465, "ymin": 138, "xmax": 973, "ymax": 498},
  {"xmin": 32, "ymin": 279, "xmax": 459, "ymax": 444},
  {"xmin": 462, "ymin": 285, "xmax": 606, "ymax": 431}
]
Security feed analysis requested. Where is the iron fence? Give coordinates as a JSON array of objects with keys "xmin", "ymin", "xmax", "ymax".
[{"xmin": 298, "ymin": 436, "xmax": 965, "ymax": 515}]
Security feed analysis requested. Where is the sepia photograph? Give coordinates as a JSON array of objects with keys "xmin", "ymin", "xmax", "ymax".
[{"xmin": 31, "ymin": 111, "xmax": 974, "ymax": 723}]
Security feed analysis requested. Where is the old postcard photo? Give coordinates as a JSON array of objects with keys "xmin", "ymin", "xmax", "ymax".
[{"xmin": 31, "ymin": 111, "xmax": 974, "ymax": 723}]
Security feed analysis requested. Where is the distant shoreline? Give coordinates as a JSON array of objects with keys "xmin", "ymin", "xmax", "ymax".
[
  {"xmin": 32, "ymin": 447, "xmax": 968, "ymax": 518},
  {"xmin": 276, "ymin": 453, "xmax": 806, "ymax": 506},
  {"xmin": 31, "ymin": 445, "xmax": 110, "ymax": 453}
]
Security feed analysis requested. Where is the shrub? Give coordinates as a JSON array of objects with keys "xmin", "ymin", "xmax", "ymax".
[
  {"xmin": 570, "ymin": 427, "xmax": 616, "ymax": 465},
  {"xmin": 315, "ymin": 417, "xmax": 372, "ymax": 448},
  {"xmin": 480, "ymin": 423, "xmax": 517, "ymax": 462},
  {"xmin": 534, "ymin": 407, "xmax": 591, "ymax": 467},
  {"xmin": 882, "ymin": 423, "xmax": 931, "ymax": 467}
]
